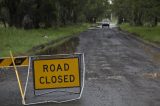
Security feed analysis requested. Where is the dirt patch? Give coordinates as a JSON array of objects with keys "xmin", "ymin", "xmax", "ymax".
[
  {"xmin": 152, "ymin": 53, "xmax": 160, "ymax": 63},
  {"xmin": 143, "ymin": 72, "xmax": 160, "ymax": 79},
  {"xmin": 26, "ymin": 36, "xmax": 79, "ymax": 55}
]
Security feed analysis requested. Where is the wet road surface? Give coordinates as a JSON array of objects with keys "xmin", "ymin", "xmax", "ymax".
[{"xmin": 1, "ymin": 27, "xmax": 160, "ymax": 106}]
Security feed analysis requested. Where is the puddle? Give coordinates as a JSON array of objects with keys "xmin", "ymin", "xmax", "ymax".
[
  {"xmin": 37, "ymin": 36, "xmax": 79, "ymax": 55},
  {"xmin": 143, "ymin": 72, "xmax": 160, "ymax": 79}
]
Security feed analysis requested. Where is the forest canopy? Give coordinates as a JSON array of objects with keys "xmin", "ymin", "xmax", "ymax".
[{"xmin": 0, "ymin": 0, "xmax": 109, "ymax": 29}]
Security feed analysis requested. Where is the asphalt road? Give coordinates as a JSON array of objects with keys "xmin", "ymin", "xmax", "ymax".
[{"xmin": 1, "ymin": 27, "xmax": 160, "ymax": 106}]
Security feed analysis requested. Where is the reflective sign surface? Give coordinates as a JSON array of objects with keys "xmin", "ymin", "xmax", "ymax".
[{"xmin": 33, "ymin": 57, "xmax": 80, "ymax": 90}]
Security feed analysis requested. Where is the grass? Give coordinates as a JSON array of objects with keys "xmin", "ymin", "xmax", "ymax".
[
  {"xmin": 120, "ymin": 23, "xmax": 160, "ymax": 44},
  {"xmin": 0, "ymin": 23, "xmax": 90, "ymax": 57}
]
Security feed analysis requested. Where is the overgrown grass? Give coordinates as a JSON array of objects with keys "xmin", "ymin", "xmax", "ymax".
[
  {"xmin": 0, "ymin": 23, "xmax": 90, "ymax": 57},
  {"xmin": 120, "ymin": 23, "xmax": 160, "ymax": 44}
]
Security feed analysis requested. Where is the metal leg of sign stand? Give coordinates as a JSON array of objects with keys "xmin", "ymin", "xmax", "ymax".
[
  {"xmin": 79, "ymin": 54, "xmax": 82, "ymax": 94},
  {"xmin": 79, "ymin": 53, "xmax": 85, "ymax": 98}
]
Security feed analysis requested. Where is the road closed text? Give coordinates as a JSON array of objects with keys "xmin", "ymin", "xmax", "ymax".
[
  {"xmin": 33, "ymin": 58, "xmax": 80, "ymax": 90},
  {"xmin": 39, "ymin": 74, "xmax": 75, "ymax": 84}
]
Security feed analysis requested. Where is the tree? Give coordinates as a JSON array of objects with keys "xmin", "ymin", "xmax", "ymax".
[
  {"xmin": 85, "ymin": 0, "xmax": 109, "ymax": 23},
  {"xmin": 112, "ymin": 0, "xmax": 160, "ymax": 26},
  {"xmin": 0, "ymin": 0, "xmax": 110, "ymax": 28}
]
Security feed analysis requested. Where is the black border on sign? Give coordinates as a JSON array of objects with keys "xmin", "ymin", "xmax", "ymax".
[{"xmin": 32, "ymin": 57, "xmax": 81, "ymax": 91}]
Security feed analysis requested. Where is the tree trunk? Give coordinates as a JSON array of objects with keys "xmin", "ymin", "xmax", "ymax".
[{"xmin": 153, "ymin": 17, "xmax": 158, "ymax": 26}]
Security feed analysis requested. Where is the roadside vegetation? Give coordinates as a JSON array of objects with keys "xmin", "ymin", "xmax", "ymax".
[
  {"xmin": 120, "ymin": 23, "xmax": 160, "ymax": 44},
  {"xmin": 0, "ymin": 0, "xmax": 110, "ymax": 56},
  {"xmin": 0, "ymin": 0, "xmax": 110, "ymax": 29},
  {"xmin": 113, "ymin": 0, "xmax": 160, "ymax": 26},
  {"xmin": 113, "ymin": 0, "xmax": 160, "ymax": 45},
  {"xmin": 0, "ymin": 23, "xmax": 90, "ymax": 57}
]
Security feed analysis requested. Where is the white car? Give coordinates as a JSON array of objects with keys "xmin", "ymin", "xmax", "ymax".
[{"xmin": 101, "ymin": 19, "xmax": 110, "ymax": 28}]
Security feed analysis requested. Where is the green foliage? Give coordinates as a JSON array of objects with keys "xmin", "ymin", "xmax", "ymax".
[
  {"xmin": 85, "ymin": 0, "xmax": 109, "ymax": 22},
  {"xmin": 0, "ymin": 23, "xmax": 90, "ymax": 56},
  {"xmin": 113, "ymin": 0, "xmax": 160, "ymax": 26},
  {"xmin": 0, "ymin": 0, "xmax": 109, "ymax": 28},
  {"xmin": 120, "ymin": 23, "xmax": 160, "ymax": 43}
]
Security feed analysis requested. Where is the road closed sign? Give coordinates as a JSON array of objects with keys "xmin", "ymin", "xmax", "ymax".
[{"xmin": 33, "ymin": 57, "xmax": 80, "ymax": 90}]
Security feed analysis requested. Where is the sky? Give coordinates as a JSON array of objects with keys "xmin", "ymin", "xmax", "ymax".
[{"xmin": 108, "ymin": 0, "xmax": 112, "ymax": 4}]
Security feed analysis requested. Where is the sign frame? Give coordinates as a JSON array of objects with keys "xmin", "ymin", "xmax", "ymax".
[{"xmin": 23, "ymin": 53, "xmax": 85, "ymax": 105}]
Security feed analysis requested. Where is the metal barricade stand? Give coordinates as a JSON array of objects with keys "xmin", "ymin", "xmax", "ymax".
[{"xmin": 6, "ymin": 52, "xmax": 85, "ymax": 105}]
